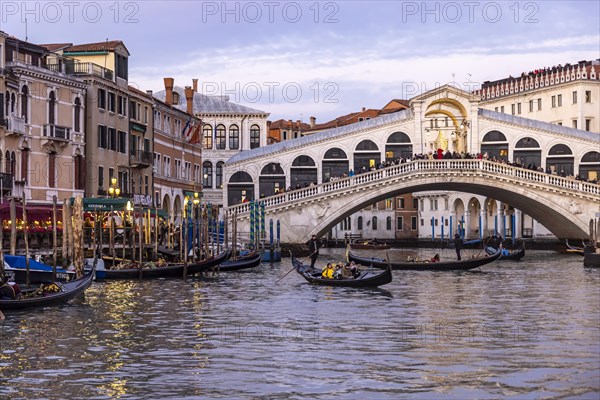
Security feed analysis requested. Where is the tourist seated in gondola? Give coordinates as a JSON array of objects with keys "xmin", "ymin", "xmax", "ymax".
[
  {"xmin": 349, "ymin": 261, "xmax": 361, "ymax": 278},
  {"xmin": 341, "ymin": 263, "xmax": 353, "ymax": 279},
  {"xmin": 321, "ymin": 263, "xmax": 334, "ymax": 279},
  {"xmin": 0, "ymin": 278, "xmax": 22, "ymax": 300},
  {"xmin": 430, "ymin": 254, "xmax": 440, "ymax": 262}
]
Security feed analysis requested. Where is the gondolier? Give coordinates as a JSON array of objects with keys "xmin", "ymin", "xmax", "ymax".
[
  {"xmin": 453, "ymin": 234, "xmax": 463, "ymax": 260},
  {"xmin": 306, "ymin": 234, "xmax": 321, "ymax": 269}
]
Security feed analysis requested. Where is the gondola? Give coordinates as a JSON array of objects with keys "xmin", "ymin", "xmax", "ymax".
[
  {"xmin": 0, "ymin": 267, "xmax": 94, "ymax": 310},
  {"xmin": 565, "ymin": 239, "xmax": 585, "ymax": 256},
  {"xmin": 95, "ymin": 249, "xmax": 231, "ymax": 280},
  {"xmin": 347, "ymin": 248, "xmax": 502, "ymax": 271},
  {"xmin": 484, "ymin": 245, "xmax": 525, "ymax": 261},
  {"xmin": 291, "ymin": 253, "xmax": 392, "ymax": 287},
  {"xmin": 3, "ymin": 255, "xmax": 76, "ymax": 284},
  {"xmin": 217, "ymin": 252, "xmax": 262, "ymax": 272},
  {"xmin": 448, "ymin": 238, "xmax": 483, "ymax": 249},
  {"xmin": 349, "ymin": 240, "xmax": 391, "ymax": 250}
]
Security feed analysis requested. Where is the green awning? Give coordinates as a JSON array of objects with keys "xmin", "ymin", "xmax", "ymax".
[
  {"xmin": 70, "ymin": 197, "xmax": 131, "ymax": 211},
  {"xmin": 130, "ymin": 122, "xmax": 146, "ymax": 133}
]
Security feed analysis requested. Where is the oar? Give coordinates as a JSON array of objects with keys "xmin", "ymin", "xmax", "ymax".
[
  {"xmin": 0, "ymin": 309, "xmax": 5, "ymax": 321},
  {"xmin": 275, "ymin": 251, "xmax": 316, "ymax": 284}
]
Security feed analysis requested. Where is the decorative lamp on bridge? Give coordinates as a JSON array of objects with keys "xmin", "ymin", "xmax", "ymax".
[{"xmin": 107, "ymin": 177, "xmax": 120, "ymax": 198}]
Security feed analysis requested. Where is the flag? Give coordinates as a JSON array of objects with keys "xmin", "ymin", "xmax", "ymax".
[
  {"xmin": 181, "ymin": 117, "xmax": 192, "ymax": 138},
  {"xmin": 189, "ymin": 123, "xmax": 201, "ymax": 144}
]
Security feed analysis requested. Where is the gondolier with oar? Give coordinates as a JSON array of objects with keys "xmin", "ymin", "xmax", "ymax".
[{"xmin": 306, "ymin": 234, "xmax": 321, "ymax": 269}]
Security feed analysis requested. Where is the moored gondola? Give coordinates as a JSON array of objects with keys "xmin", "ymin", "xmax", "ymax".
[
  {"xmin": 347, "ymin": 248, "xmax": 502, "ymax": 271},
  {"xmin": 565, "ymin": 239, "xmax": 585, "ymax": 256},
  {"xmin": 0, "ymin": 267, "xmax": 94, "ymax": 310},
  {"xmin": 3, "ymin": 255, "xmax": 76, "ymax": 284},
  {"xmin": 349, "ymin": 239, "xmax": 391, "ymax": 250},
  {"xmin": 217, "ymin": 252, "xmax": 262, "ymax": 272},
  {"xmin": 485, "ymin": 245, "xmax": 525, "ymax": 261},
  {"xmin": 291, "ymin": 253, "xmax": 392, "ymax": 287}
]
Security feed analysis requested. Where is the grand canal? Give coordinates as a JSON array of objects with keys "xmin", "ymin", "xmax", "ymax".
[{"xmin": 1, "ymin": 248, "xmax": 598, "ymax": 399}]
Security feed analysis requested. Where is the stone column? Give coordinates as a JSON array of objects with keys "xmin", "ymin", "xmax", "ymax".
[
  {"xmin": 514, "ymin": 209, "xmax": 522, "ymax": 239},
  {"xmin": 480, "ymin": 208, "xmax": 488, "ymax": 239},
  {"xmin": 464, "ymin": 211, "xmax": 471, "ymax": 239},
  {"xmin": 497, "ymin": 202, "xmax": 505, "ymax": 238}
]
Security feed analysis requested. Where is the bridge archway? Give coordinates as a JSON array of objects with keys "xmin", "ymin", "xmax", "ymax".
[
  {"xmin": 547, "ymin": 144, "xmax": 574, "ymax": 175},
  {"xmin": 322, "ymin": 147, "xmax": 349, "ymax": 181},
  {"xmin": 354, "ymin": 140, "xmax": 380, "ymax": 172},
  {"xmin": 579, "ymin": 151, "xmax": 600, "ymax": 181},
  {"xmin": 162, "ymin": 193, "xmax": 171, "ymax": 216},
  {"xmin": 385, "ymin": 131, "xmax": 413, "ymax": 162},
  {"xmin": 228, "ymin": 171, "xmax": 254, "ymax": 205},
  {"xmin": 481, "ymin": 130, "xmax": 508, "ymax": 160},
  {"xmin": 514, "ymin": 137, "xmax": 542, "ymax": 168},
  {"xmin": 259, "ymin": 163, "xmax": 285, "ymax": 197},
  {"xmin": 290, "ymin": 155, "xmax": 317, "ymax": 189}
]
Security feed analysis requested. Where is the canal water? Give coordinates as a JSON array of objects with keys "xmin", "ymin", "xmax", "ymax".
[{"xmin": 1, "ymin": 248, "xmax": 598, "ymax": 399}]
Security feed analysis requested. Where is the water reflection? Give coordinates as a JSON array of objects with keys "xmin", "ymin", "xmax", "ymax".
[{"xmin": 0, "ymin": 249, "xmax": 598, "ymax": 399}]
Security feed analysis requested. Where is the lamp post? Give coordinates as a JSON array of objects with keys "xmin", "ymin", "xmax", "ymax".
[{"xmin": 108, "ymin": 177, "xmax": 121, "ymax": 198}]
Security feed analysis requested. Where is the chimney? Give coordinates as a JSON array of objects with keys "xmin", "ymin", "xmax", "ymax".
[
  {"xmin": 192, "ymin": 79, "xmax": 198, "ymax": 92},
  {"xmin": 296, "ymin": 120, "xmax": 301, "ymax": 129},
  {"xmin": 146, "ymin": 90, "xmax": 153, "ymax": 96},
  {"xmin": 164, "ymin": 77, "xmax": 174, "ymax": 105},
  {"xmin": 184, "ymin": 86, "xmax": 194, "ymax": 115},
  {"xmin": 362, "ymin": 106, "xmax": 366, "ymax": 112},
  {"xmin": 288, "ymin": 119, "xmax": 292, "ymax": 128},
  {"xmin": 309, "ymin": 116, "xmax": 316, "ymax": 128}
]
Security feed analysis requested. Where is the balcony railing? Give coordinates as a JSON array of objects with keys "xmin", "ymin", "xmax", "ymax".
[
  {"xmin": 72, "ymin": 62, "xmax": 114, "ymax": 80},
  {"xmin": 130, "ymin": 150, "xmax": 153, "ymax": 168},
  {"xmin": 43, "ymin": 124, "xmax": 71, "ymax": 141},
  {"xmin": 0, "ymin": 173, "xmax": 13, "ymax": 193},
  {"xmin": 6, "ymin": 115, "xmax": 26, "ymax": 135}
]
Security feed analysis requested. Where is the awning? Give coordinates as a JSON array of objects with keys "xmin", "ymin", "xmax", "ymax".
[{"xmin": 69, "ymin": 197, "xmax": 132, "ymax": 211}]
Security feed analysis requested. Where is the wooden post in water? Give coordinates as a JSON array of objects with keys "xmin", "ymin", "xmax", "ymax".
[
  {"xmin": 22, "ymin": 196, "xmax": 30, "ymax": 287},
  {"xmin": 62, "ymin": 200, "xmax": 69, "ymax": 268},
  {"xmin": 9, "ymin": 198, "xmax": 16, "ymax": 255},
  {"xmin": 224, "ymin": 211, "xmax": 229, "ymax": 251},
  {"xmin": 52, "ymin": 195, "xmax": 58, "ymax": 282},
  {"xmin": 66, "ymin": 200, "xmax": 74, "ymax": 267},
  {"xmin": 154, "ymin": 208, "xmax": 158, "ymax": 257},
  {"xmin": 132, "ymin": 205, "xmax": 137, "ymax": 264},
  {"xmin": 0, "ymin": 216, "xmax": 5, "ymax": 283},
  {"xmin": 72, "ymin": 197, "xmax": 84, "ymax": 278},
  {"xmin": 138, "ymin": 210, "xmax": 143, "ymax": 279},
  {"xmin": 110, "ymin": 206, "xmax": 115, "ymax": 267}
]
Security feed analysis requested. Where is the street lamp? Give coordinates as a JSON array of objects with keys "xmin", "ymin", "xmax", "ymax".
[{"xmin": 108, "ymin": 177, "xmax": 121, "ymax": 198}]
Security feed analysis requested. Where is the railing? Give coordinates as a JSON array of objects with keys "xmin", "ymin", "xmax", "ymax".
[
  {"xmin": 43, "ymin": 124, "xmax": 71, "ymax": 141},
  {"xmin": 228, "ymin": 159, "xmax": 600, "ymax": 215},
  {"xmin": 6, "ymin": 115, "xmax": 26, "ymax": 134},
  {"xmin": 130, "ymin": 150, "xmax": 153, "ymax": 167},
  {"xmin": 72, "ymin": 62, "xmax": 114, "ymax": 80}
]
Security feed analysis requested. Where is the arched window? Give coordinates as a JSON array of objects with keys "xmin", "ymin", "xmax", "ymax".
[
  {"xmin": 202, "ymin": 161, "xmax": 213, "ymax": 188},
  {"xmin": 4, "ymin": 150, "xmax": 10, "ymax": 174},
  {"xmin": 229, "ymin": 125, "xmax": 240, "ymax": 149},
  {"xmin": 481, "ymin": 130, "xmax": 507, "ymax": 142},
  {"xmin": 74, "ymin": 97, "xmax": 81, "ymax": 133},
  {"xmin": 227, "ymin": 171, "xmax": 254, "ymax": 205},
  {"xmin": 4, "ymin": 91, "xmax": 8, "ymax": 116},
  {"xmin": 386, "ymin": 131, "xmax": 413, "ymax": 161},
  {"xmin": 372, "ymin": 216, "xmax": 378, "ymax": 230},
  {"xmin": 216, "ymin": 161, "xmax": 224, "ymax": 189},
  {"xmin": 386, "ymin": 216, "xmax": 392, "ymax": 230},
  {"xmin": 202, "ymin": 125, "xmax": 213, "ymax": 150},
  {"xmin": 21, "ymin": 85, "xmax": 29, "ymax": 122},
  {"xmin": 354, "ymin": 140, "xmax": 380, "ymax": 172},
  {"xmin": 48, "ymin": 91, "xmax": 56, "ymax": 125},
  {"xmin": 357, "ymin": 216, "xmax": 363, "ymax": 230},
  {"xmin": 215, "ymin": 124, "xmax": 226, "ymax": 149},
  {"xmin": 250, "ymin": 125, "xmax": 260, "ymax": 149}
]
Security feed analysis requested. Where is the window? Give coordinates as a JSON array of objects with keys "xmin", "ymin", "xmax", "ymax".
[
  {"xmin": 115, "ymin": 53, "xmax": 128, "ymax": 80},
  {"xmin": 586, "ymin": 119, "xmax": 591, "ymax": 131},
  {"xmin": 48, "ymin": 91, "xmax": 56, "ymax": 125},
  {"xmin": 250, "ymin": 125, "xmax": 260, "ymax": 149},
  {"xmin": 108, "ymin": 92, "xmax": 115, "ymax": 112},
  {"xmin": 118, "ymin": 131, "xmax": 127, "ymax": 153},
  {"xmin": 154, "ymin": 153, "xmax": 161, "ymax": 174},
  {"xmin": 529, "ymin": 100, "xmax": 533, "ymax": 112},
  {"xmin": 494, "ymin": 107, "xmax": 498, "ymax": 112},
  {"xmin": 511, "ymin": 104, "xmax": 515, "ymax": 115},
  {"xmin": 397, "ymin": 198, "xmax": 405, "ymax": 209},
  {"xmin": 20, "ymin": 85, "xmax": 29, "ymax": 122},
  {"xmin": 386, "ymin": 216, "xmax": 392, "ymax": 230},
  {"xmin": 174, "ymin": 159, "xmax": 181, "ymax": 179},
  {"xmin": 385, "ymin": 198, "xmax": 393, "ymax": 210},
  {"xmin": 552, "ymin": 95, "xmax": 556, "ymax": 107},
  {"xmin": 413, "ymin": 198, "xmax": 418, "ymax": 209},
  {"xmin": 129, "ymin": 100, "xmax": 137, "ymax": 120},
  {"xmin": 98, "ymin": 88, "xmax": 106, "ymax": 109},
  {"xmin": 74, "ymin": 98, "xmax": 81, "ymax": 132},
  {"xmin": 108, "ymin": 128, "xmax": 117, "ymax": 151},
  {"xmin": 357, "ymin": 216, "xmax": 363, "ymax": 230},
  {"xmin": 500, "ymin": 106, "xmax": 504, "ymax": 113},
  {"xmin": 420, "ymin": 219, "xmax": 424, "ymax": 227},
  {"xmin": 203, "ymin": 161, "xmax": 213, "ymax": 188},
  {"xmin": 203, "ymin": 125, "xmax": 213, "ymax": 150},
  {"xmin": 372, "ymin": 216, "xmax": 378, "ymax": 230},
  {"xmin": 397, "ymin": 216, "xmax": 403, "ymax": 231},
  {"xmin": 216, "ymin": 161, "xmax": 224, "ymax": 188},
  {"xmin": 144, "ymin": 175, "xmax": 149, "ymax": 195},
  {"xmin": 194, "ymin": 164, "xmax": 200, "ymax": 183},
  {"xmin": 98, "ymin": 166, "xmax": 104, "ymax": 189},
  {"xmin": 119, "ymin": 170, "xmax": 128, "ymax": 194},
  {"xmin": 573, "ymin": 91, "xmax": 577, "ymax": 104},
  {"xmin": 537, "ymin": 98, "xmax": 542, "ymax": 110},
  {"xmin": 517, "ymin": 103, "xmax": 521, "ymax": 114},
  {"xmin": 118, "ymin": 95, "xmax": 126, "ymax": 116},
  {"xmin": 229, "ymin": 125, "xmax": 240, "ymax": 149},
  {"xmin": 557, "ymin": 94, "xmax": 562, "ymax": 107},
  {"xmin": 573, "ymin": 120, "xmax": 578, "ymax": 129},
  {"xmin": 98, "ymin": 125, "xmax": 107, "ymax": 149},
  {"xmin": 585, "ymin": 90, "xmax": 591, "ymax": 103},
  {"xmin": 163, "ymin": 156, "xmax": 171, "ymax": 177},
  {"xmin": 215, "ymin": 125, "xmax": 226, "ymax": 149}
]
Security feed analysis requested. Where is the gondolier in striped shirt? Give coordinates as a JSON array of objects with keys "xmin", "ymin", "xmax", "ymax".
[{"xmin": 307, "ymin": 234, "xmax": 321, "ymax": 269}]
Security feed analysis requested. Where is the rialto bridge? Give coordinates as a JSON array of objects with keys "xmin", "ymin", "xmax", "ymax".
[{"xmin": 224, "ymin": 85, "xmax": 600, "ymax": 244}]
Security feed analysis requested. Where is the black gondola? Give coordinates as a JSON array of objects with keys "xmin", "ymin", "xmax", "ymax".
[
  {"xmin": 484, "ymin": 245, "xmax": 525, "ymax": 261},
  {"xmin": 3, "ymin": 255, "xmax": 76, "ymax": 284},
  {"xmin": 0, "ymin": 268, "xmax": 94, "ymax": 310},
  {"xmin": 347, "ymin": 248, "xmax": 502, "ymax": 271},
  {"xmin": 218, "ymin": 252, "xmax": 262, "ymax": 272},
  {"xmin": 291, "ymin": 253, "xmax": 392, "ymax": 287},
  {"xmin": 95, "ymin": 249, "xmax": 231, "ymax": 280}
]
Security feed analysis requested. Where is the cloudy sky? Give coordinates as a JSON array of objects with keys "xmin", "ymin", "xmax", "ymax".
[{"xmin": 1, "ymin": 1, "xmax": 598, "ymax": 122}]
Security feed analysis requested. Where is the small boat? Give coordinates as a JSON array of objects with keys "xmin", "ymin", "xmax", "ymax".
[
  {"xmin": 291, "ymin": 253, "xmax": 392, "ymax": 287},
  {"xmin": 3, "ymin": 255, "xmax": 76, "ymax": 284},
  {"xmin": 218, "ymin": 252, "xmax": 262, "ymax": 272},
  {"xmin": 0, "ymin": 267, "xmax": 94, "ymax": 310},
  {"xmin": 485, "ymin": 245, "xmax": 525, "ymax": 261},
  {"xmin": 95, "ymin": 249, "xmax": 231, "ymax": 280},
  {"xmin": 565, "ymin": 239, "xmax": 585, "ymax": 256},
  {"xmin": 349, "ymin": 239, "xmax": 391, "ymax": 250},
  {"xmin": 347, "ymin": 248, "xmax": 502, "ymax": 271}
]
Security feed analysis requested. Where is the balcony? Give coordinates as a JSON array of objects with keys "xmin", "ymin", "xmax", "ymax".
[
  {"xmin": 5, "ymin": 115, "xmax": 26, "ymax": 136},
  {"xmin": 43, "ymin": 124, "xmax": 71, "ymax": 148},
  {"xmin": 0, "ymin": 173, "xmax": 13, "ymax": 194},
  {"xmin": 71, "ymin": 62, "xmax": 114, "ymax": 80},
  {"xmin": 130, "ymin": 150, "xmax": 153, "ymax": 168}
]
